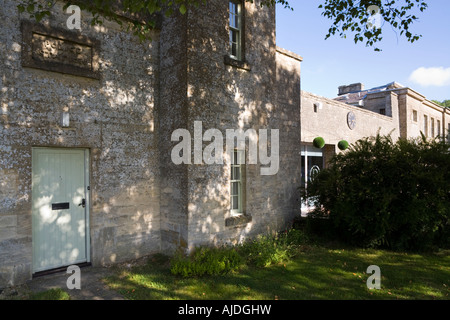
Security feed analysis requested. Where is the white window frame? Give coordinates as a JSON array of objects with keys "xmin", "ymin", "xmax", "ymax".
[
  {"xmin": 230, "ymin": 149, "xmax": 244, "ymax": 214},
  {"xmin": 229, "ymin": 0, "xmax": 242, "ymax": 61}
]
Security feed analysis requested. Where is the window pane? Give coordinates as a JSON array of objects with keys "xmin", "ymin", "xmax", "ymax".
[
  {"xmin": 230, "ymin": 14, "xmax": 238, "ymax": 28},
  {"xmin": 230, "ymin": 2, "xmax": 236, "ymax": 15},
  {"xmin": 229, "ymin": 1, "xmax": 241, "ymax": 60},
  {"xmin": 231, "ymin": 165, "xmax": 241, "ymax": 180},
  {"xmin": 231, "ymin": 148, "xmax": 243, "ymax": 213},
  {"xmin": 232, "ymin": 30, "xmax": 238, "ymax": 43},
  {"xmin": 424, "ymin": 115, "xmax": 428, "ymax": 136},
  {"xmin": 233, "ymin": 167, "xmax": 240, "ymax": 180},
  {"xmin": 308, "ymin": 156, "xmax": 323, "ymax": 182},
  {"xmin": 230, "ymin": 14, "xmax": 235, "ymax": 28},
  {"xmin": 232, "ymin": 195, "xmax": 239, "ymax": 210},
  {"xmin": 230, "ymin": 30, "xmax": 238, "ymax": 57},
  {"xmin": 231, "ymin": 182, "xmax": 239, "ymax": 196}
]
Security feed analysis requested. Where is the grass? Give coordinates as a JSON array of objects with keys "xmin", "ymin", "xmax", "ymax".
[
  {"xmin": 104, "ymin": 245, "xmax": 450, "ymax": 300},
  {"xmin": 0, "ymin": 286, "xmax": 71, "ymax": 301},
  {"xmin": 29, "ymin": 288, "xmax": 70, "ymax": 300}
]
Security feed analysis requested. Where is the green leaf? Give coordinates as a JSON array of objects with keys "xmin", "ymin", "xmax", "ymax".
[
  {"xmin": 179, "ymin": 4, "xmax": 187, "ymax": 15},
  {"xmin": 26, "ymin": 3, "xmax": 35, "ymax": 13},
  {"xmin": 165, "ymin": 7, "xmax": 173, "ymax": 17}
]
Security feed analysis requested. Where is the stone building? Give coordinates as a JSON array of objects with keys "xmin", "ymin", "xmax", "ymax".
[
  {"xmin": 3, "ymin": 0, "xmax": 445, "ymax": 289},
  {"xmin": 0, "ymin": 0, "xmax": 303, "ymax": 287},
  {"xmin": 334, "ymin": 82, "xmax": 450, "ymax": 141},
  {"xmin": 300, "ymin": 82, "xmax": 449, "ymax": 200}
]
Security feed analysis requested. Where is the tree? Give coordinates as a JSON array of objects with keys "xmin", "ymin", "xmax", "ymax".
[
  {"xmin": 17, "ymin": 0, "xmax": 427, "ymax": 48},
  {"xmin": 17, "ymin": 0, "xmax": 292, "ymax": 41},
  {"xmin": 320, "ymin": 0, "xmax": 428, "ymax": 51},
  {"xmin": 432, "ymin": 100, "xmax": 450, "ymax": 108}
]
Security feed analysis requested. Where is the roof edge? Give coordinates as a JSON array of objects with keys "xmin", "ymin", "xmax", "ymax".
[{"xmin": 276, "ymin": 46, "xmax": 303, "ymax": 62}]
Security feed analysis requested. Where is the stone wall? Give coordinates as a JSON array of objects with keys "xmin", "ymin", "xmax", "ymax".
[
  {"xmin": 1, "ymin": 0, "xmax": 304, "ymax": 287},
  {"xmin": 0, "ymin": 0, "xmax": 161, "ymax": 287},
  {"xmin": 158, "ymin": 8, "xmax": 190, "ymax": 253},
  {"xmin": 394, "ymin": 88, "xmax": 445, "ymax": 140},
  {"xmin": 301, "ymin": 90, "xmax": 400, "ymax": 148},
  {"xmin": 444, "ymin": 108, "xmax": 450, "ymax": 142},
  {"xmin": 156, "ymin": 0, "xmax": 302, "ymax": 251}
]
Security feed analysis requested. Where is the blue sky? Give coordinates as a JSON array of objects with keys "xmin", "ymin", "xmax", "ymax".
[{"xmin": 275, "ymin": 0, "xmax": 450, "ymax": 101}]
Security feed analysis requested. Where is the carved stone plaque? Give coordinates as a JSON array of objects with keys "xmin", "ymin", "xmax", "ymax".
[
  {"xmin": 32, "ymin": 33, "xmax": 93, "ymax": 69},
  {"xmin": 21, "ymin": 21, "xmax": 100, "ymax": 79}
]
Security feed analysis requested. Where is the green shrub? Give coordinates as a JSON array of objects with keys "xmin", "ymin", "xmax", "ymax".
[
  {"xmin": 238, "ymin": 236, "xmax": 288, "ymax": 267},
  {"xmin": 304, "ymin": 134, "xmax": 450, "ymax": 251},
  {"xmin": 238, "ymin": 229, "xmax": 306, "ymax": 267},
  {"xmin": 170, "ymin": 246, "xmax": 243, "ymax": 277},
  {"xmin": 313, "ymin": 137, "xmax": 325, "ymax": 149},
  {"xmin": 170, "ymin": 228, "xmax": 312, "ymax": 277},
  {"xmin": 337, "ymin": 140, "xmax": 349, "ymax": 150}
]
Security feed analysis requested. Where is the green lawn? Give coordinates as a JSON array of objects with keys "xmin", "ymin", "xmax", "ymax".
[
  {"xmin": 29, "ymin": 288, "xmax": 71, "ymax": 300},
  {"xmin": 104, "ymin": 246, "xmax": 450, "ymax": 300}
]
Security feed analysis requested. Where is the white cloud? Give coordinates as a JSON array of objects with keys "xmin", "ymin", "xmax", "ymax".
[{"xmin": 409, "ymin": 67, "xmax": 450, "ymax": 87}]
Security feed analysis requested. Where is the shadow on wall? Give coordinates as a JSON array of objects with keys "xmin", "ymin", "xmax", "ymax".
[
  {"xmin": 0, "ymin": 0, "xmax": 302, "ymax": 285},
  {"xmin": 0, "ymin": 0, "xmax": 160, "ymax": 278},
  {"xmin": 172, "ymin": 0, "xmax": 302, "ymax": 251}
]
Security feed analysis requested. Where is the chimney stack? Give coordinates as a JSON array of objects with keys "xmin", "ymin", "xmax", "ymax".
[{"xmin": 338, "ymin": 83, "xmax": 364, "ymax": 96}]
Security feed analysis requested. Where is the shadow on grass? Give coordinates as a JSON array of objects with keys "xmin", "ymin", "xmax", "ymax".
[
  {"xmin": 103, "ymin": 248, "xmax": 450, "ymax": 300},
  {"xmin": 30, "ymin": 288, "xmax": 71, "ymax": 300}
]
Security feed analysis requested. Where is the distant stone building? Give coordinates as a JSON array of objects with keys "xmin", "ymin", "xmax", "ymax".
[
  {"xmin": 300, "ymin": 82, "xmax": 450, "ymax": 206},
  {"xmin": 334, "ymin": 82, "xmax": 450, "ymax": 140},
  {"xmin": 0, "ymin": 0, "xmax": 302, "ymax": 287}
]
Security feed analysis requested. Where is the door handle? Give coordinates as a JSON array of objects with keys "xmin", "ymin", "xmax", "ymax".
[{"xmin": 78, "ymin": 198, "xmax": 86, "ymax": 208}]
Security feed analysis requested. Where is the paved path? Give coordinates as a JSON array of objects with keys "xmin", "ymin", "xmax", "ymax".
[{"xmin": 6, "ymin": 266, "xmax": 125, "ymax": 300}]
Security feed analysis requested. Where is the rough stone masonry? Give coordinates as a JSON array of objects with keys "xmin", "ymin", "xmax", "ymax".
[{"xmin": 0, "ymin": 0, "xmax": 302, "ymax": 287}]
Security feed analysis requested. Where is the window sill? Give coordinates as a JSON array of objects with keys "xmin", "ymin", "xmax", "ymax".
[
  {"xmin": 224, "ymin": 55, "xmax": 251, "ymax": 71},
  {"xmin": 225, "ymin": 214, "xmax": 252, "ymax": 227}
]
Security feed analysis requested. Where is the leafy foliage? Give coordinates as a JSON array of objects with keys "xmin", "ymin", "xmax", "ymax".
[
  {"xmin": 319, "ymin": 0, "xmax": 428, "ymax": 51},
  {"xmin": 170, "ymin": 246, "xmax": 243, "ymax": 277},
  {"xmin": 17, "ymin": 0, "xmax": 427, "ymax": 47},
  {"xmin": 303, "ymin": 134, "xmax": 450, "ymax": 251},
  {"xmin": 238, "ymin": 229, "xmax": 306, "ymax": 267},
  {"xmin": 16, "ymin": 0, "xmax": 291, "ymax": 42},
  {"xmin": 169, "ymin": 228, "xmax": 309, "ymax": 277},
  {"xmin": 106, "ymin": 245, "xmax": 450, "ymax": 300},
  {"xmin": 432, "ymin": 100, "xmax": 450, "ymax": 108}
]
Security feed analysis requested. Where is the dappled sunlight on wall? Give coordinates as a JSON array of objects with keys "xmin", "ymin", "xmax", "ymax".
[
  {"xmin": 173, "ymin": 0, "xmax": 302, "ymax": 250},
  {"xmin": 0, "ymin": 0, "xmax": 161, "ymax": 283}
]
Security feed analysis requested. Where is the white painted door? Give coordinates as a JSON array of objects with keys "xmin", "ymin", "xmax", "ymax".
[{"xmin": 32, "ymin": 148, "xmax": 90, "ymax": 273}]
